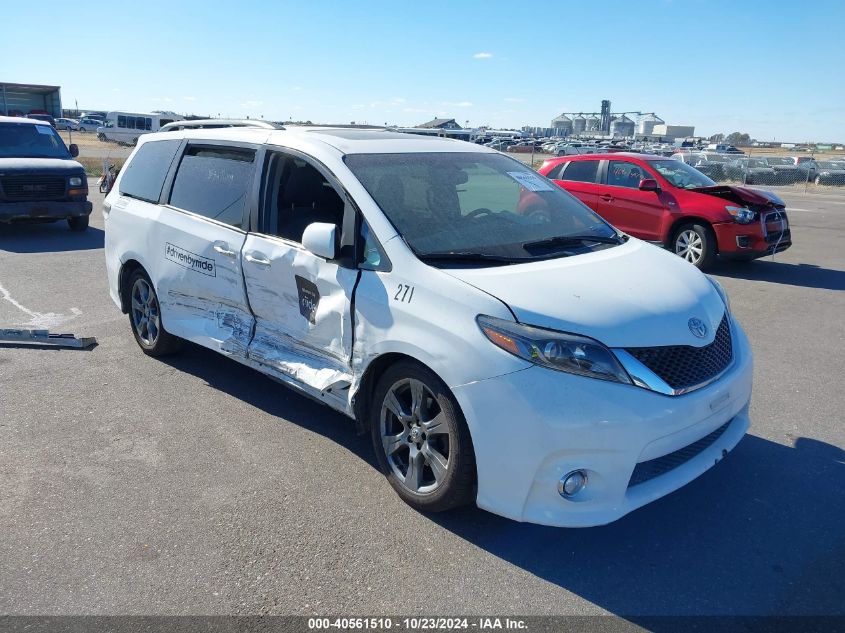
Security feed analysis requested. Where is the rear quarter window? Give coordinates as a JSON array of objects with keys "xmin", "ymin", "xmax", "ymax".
[
  {"xmin": 118, "ymin": 139, "xmax": 182, "ymax": 203},
  {"xmin": 562, "ymin": 160, "xmax": 599, "ymax": 183}
]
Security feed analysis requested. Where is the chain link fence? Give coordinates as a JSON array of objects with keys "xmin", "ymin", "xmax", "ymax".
[
  {"xmin": 672, "ymin": 149, "xmax": 845, "ymax": 190},
  {"xmin": 504, "ymin": 139, "xmax": 845, "ymax": 190}
]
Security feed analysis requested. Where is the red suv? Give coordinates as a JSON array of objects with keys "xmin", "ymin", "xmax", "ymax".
[{"xmin": 535, "ymin": 153, "xmax": 791, "ymax": 269}]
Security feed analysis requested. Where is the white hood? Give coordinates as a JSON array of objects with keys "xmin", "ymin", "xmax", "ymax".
[{"xmin": 446, "ymin": 239, "xmax": 726, "ymax": 348}]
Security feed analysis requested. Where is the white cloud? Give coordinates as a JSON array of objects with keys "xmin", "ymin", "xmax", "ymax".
[{"xmin": 473, "ymin": 52, "xmax": 493, "ymax": 59}]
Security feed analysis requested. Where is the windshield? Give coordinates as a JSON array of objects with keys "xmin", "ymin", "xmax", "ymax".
[
  {"xmin": 345, "ymin": 152, "xmax": 619, "ymax": 261},
  {"xmin": 649, "ymin": 160, "xmax": 716, "ymax": 189},
  {"xmin": 747, "ymin": 158, "xmax": 768, "ymax": 168},
  {"xmin": 0, "ymin": 122, "xmax": 71, "ymax": 159},
  {"xmin": 765, "ymin": 157, "xmax": 793, "ymax": 165},
  {"xmin": 818, "ymin": 161, "xmax": 845, "ymax": 169}
]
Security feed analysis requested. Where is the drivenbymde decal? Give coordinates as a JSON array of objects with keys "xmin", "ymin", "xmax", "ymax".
[
  {"xmin": 165, "ymin": 243, "xmax": 216, "ymax": 277},
  {"xmin": 295, "ymin": 275, "xmax": 320, "ymax": 324}
]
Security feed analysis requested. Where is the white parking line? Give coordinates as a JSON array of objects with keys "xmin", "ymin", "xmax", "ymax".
[{"xmin": 0, "ymin": 280, "xmax": 81, "ymax": 328}]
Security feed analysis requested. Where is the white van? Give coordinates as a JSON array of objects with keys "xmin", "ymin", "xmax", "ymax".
[
  {"xmin": 103, "ymin": 127, "xmax": 752, "ymax": 527},
  {"xmin": 97, "ymin": 111, "xmax": 184, "ymax": 145}
]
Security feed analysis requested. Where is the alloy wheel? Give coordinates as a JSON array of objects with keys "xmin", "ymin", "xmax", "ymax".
[
  {"xmin": 380, "ymin": 378, "xmax": 451, "ymax": 495},
  {"xmin": 675, "ymin": 229, "xmax": 703, "ymax": 264},
  {"xmin": 131, "ymin": 278, "xmax": 161, "ymax": 347}
]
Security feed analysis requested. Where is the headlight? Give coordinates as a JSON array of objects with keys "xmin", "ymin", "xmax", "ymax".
[
  {"xmin": 707, "ymin": 275, "xmax": 731, "ymax": 313},
  {"xmin": 69, "ymin": 176, "xmax": 83, "ymax": 187},
  {"xmin": 725, "ymin": 205, "xmax": 755, "ymax": 224},
  {"xmin": 476, "ymin": 315, "xmax": 632, "ymax": 384}
]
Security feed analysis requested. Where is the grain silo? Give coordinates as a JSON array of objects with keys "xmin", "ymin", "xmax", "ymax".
[
  {"xmin": 637, "ymin": 113, "xmax": 664, "ymax": 137},
  {"xmin": 551, "ymin": 113, "xmax": 572, "ymax": 135},
  {"xmin": 571, "ymin": 115, "xmax": 587, "ymax": 135},
  {"xmin": 611, "ymin": 114, "xmax": 635, "ymax": 137},
  {"xmin": 585, "ymin": 115, "xmax": 600, "ymax": 132}
]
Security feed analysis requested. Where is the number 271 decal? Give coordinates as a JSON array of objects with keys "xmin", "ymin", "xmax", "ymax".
[{"xmin": 393, "ymin": 284, "xmax": 415, "ymax": 303}]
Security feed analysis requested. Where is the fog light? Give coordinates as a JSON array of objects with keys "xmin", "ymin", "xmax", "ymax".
[
  {"xmin": 736, "ymin": 236, "xmax": 750, "ymax": 248},
  {"xmin": 558, "ymin": 470, "xmax": 587, "ymax": 497}
]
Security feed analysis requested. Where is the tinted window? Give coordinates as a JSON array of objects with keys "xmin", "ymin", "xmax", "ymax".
[
  {"xmin": 117, "ymin": 115, "xmax": 127, "ymax": 128},
  {"xmin": 545, "ymin": 162, "xmax": 566, "ymax": 179},
  {"xmin": 562, "ymin": 160, "xmax": 599, "ymax": 183},
  {"xmin": 169, "ymin": 146, "xmax": 255, "ymax": 228},
  {"xmin": 607, "ymin": 161, "xmax": 650, "ymax": 188},
  {"xmin": 119, "ymin": 139, "xmax": 181, "ymax": 203}
]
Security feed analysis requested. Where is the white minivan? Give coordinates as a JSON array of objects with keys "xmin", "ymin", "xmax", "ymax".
[
  {"xmin": 97, "ymin": 111, "xmax": 184, "ymax": 145},
  {"xmin": 103, "ymin": 127, "xmax": 753, "ymax": 527}
]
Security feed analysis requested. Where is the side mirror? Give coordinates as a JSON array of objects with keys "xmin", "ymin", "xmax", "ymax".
[
  {"xmin": 639, "ymin": 178, "xmax": 660, "ymax": 192},
  {"xmin": 302, "ymin": 222, "xmax": 337, "ymax": 260},
  {"xmin": 69, "ymin": 143, "xmax": 79, "ymax": 158}
]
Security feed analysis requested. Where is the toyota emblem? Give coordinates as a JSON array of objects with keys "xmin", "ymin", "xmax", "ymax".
[{"xmin": 688, "ymin": 318, "xmax": 708, "ymax": 339}]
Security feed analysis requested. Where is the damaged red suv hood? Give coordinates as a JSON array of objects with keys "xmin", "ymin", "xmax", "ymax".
[{"xmin": 690, "ymin": 185, "xmax": 785, "ymax": 208}]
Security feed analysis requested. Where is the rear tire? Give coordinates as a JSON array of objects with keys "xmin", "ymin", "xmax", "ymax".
[
  {"xmin": 127, "ymin": 269, "xmax": 181, "ymax": 356},
  {"xmin": 672, "ymin": 222, "xmax": 716, "ymax": 270},
  {"xmin": 370, "ymin": 361, "xmax": 476, "ymax": 513},
  {"xmin": 68, "ymin": 216, "xmax": 89, "ymax": 231}
]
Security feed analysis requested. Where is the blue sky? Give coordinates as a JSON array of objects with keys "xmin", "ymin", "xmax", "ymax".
[{"xmin": 3, "ymin": 0, "xmax": 843, "ymax": 141}]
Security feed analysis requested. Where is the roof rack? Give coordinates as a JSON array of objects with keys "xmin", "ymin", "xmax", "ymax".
[{"xmin": 159, "ymin": 119, "xmax": 284, "ymax": 132}]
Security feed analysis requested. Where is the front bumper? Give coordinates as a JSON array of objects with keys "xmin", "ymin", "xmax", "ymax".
[
  {"xmin": 713, "ymin": 216, "xmax": 791, "ymax": 259},
  {"xmin": 452, "ymin": 319, "xmax": 753, "ymax": 527},
  {"xmin": 0, "ymin": 199, "xmax": 92, "ymax": 223}
]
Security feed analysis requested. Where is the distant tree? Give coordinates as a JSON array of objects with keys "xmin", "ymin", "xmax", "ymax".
[
  {"xmin": 709, "ymin": 133, "xmax": 725, "ymax": 143},
  {"xmin": 725, "ymin": 132, "xmax": 752, "ymax": 146}
]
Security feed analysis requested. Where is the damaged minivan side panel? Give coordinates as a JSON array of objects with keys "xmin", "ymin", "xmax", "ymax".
[
  {"xmin": 152, "ymin": 143, "xmax": 260, "ymax": 356},
  {"xmin": 240, "ymin": 148, "xmax": 360, "ymax": 410}
]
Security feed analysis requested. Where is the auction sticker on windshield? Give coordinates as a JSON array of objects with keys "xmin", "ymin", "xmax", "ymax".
[
  {"xmin": 35, "ymin": 126, "xmax": 53, "ymax": 135},
  {"xmin": 506, "ymin": 171, "xmax": 554, "ymax": 192}
]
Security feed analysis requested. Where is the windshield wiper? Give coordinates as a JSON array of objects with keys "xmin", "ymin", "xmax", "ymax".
[
  {"xmin": 522, "ymin": 233, "xmax": 624, "ymax": 249},
  {"xmin": 417, "ymin": 251, "xmax": 535, "ymax": 264}
]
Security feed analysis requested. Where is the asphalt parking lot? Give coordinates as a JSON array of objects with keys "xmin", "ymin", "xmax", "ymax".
[{"xmin": 0, "ymin": 183, "xmax": 843, "ymax": 619}]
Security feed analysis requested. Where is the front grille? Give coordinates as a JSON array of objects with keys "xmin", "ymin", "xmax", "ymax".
[
  {"xmin": 1, "ymin": 176, "xmax": 66, "ymax": 201},
  {"xmin": 626, "ymin": 313, "xmax": 732, "ymax": 391},
  {"xmin": 764, "ymin": 210, "xmax": 789, "ymax": 244},
  {"xmin": 628, "ymin": 421, "xmax": 731, "ymax": 488}
]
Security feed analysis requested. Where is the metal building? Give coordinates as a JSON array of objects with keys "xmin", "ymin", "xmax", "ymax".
[
  {"xmin": 652, "ymin": 124, "xmax": 695, "ymax": 141},
  {"xmin": 1, "ymin": 82, "xmax": 62, "ymax": 118},
  {"xmin": 571, "ymin": 115, "xmax": 587, "ymax": 135}
]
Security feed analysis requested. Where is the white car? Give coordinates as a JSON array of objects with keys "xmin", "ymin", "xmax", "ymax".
[
  {"xmin": 78, "ymin": 117, "xmax": 104, "ymax": 132},
  {"xmin": 103, "ymin": 127, "xmax": 752, "ymax": 527}
]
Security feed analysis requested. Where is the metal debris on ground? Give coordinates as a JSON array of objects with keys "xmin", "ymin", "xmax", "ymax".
[{"xmin": 0, "ymin": 328, "xmax": 96, "ymax": 350}]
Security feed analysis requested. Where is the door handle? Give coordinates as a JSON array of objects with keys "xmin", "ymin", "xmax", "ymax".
[
  {"xmin": 213, "ymin": 242, "xmax": 237, "ymax": 258},
  {"xmin": 244, "ymin": 252, "xmax": 271, "ymax": 267},
  {"xmin": 600, "ymin": 194, "xmax": 614, "ymax": 202}
]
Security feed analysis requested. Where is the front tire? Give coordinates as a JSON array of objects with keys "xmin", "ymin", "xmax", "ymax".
[
  {"xmin": 673, "ymin": 222, "xmax": 716, "ymax": 269},
  {"xmin": 370, "ymin": 361, "xmax": 476, "ymax": 513},
  {"xmin": 127, "ymin": 270, "xmax": 181, "ymax": 356},
  {"xmin": 68, "ymin": 216, "xmax": 89, "ymax": 231}
]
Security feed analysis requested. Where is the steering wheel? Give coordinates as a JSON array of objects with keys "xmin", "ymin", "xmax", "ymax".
[{"xmin": 466, "ymin": 207, "xmax": 494, "ymax": 219}]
